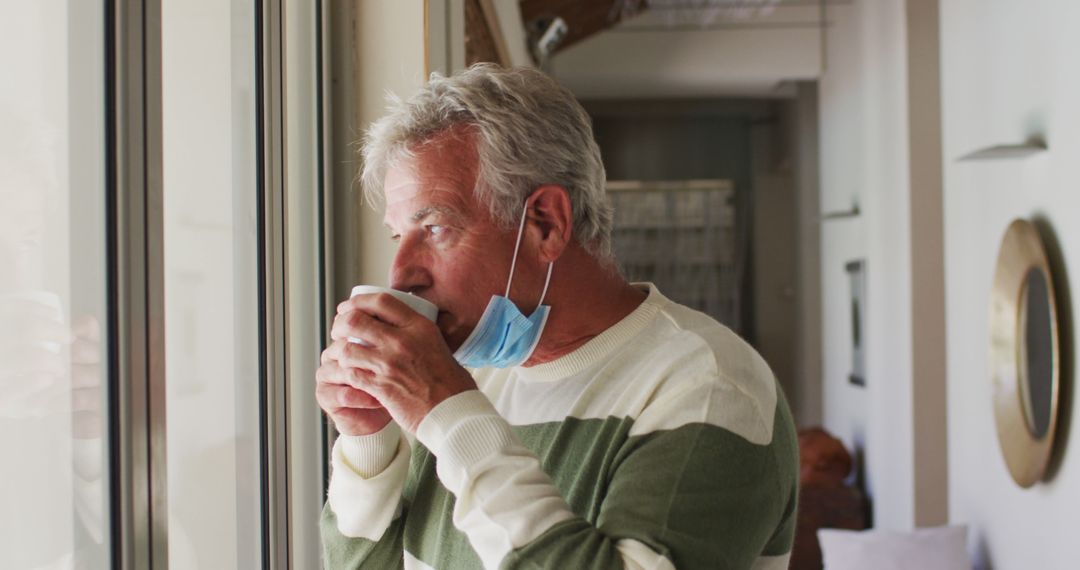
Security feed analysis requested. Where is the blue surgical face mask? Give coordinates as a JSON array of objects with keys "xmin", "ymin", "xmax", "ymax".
[{"xmin": 453, "ymin": 202, "xmax": 554, "ymax": 369}]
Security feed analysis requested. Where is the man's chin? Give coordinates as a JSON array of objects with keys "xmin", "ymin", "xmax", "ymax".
[
  {"xmin": 442, "ymin": 332, "xmax": 470, "ymax": 353},
  {"xmin": 435, "ymin": 314, "xmax": 471, "ymax": 353}
]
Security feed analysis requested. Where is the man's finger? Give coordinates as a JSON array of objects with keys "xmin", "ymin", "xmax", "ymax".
[
  {"xmin": 72, "ymin": 363, "xmax": 101, "ymax": 389},
  {"xmin": 72, "ymin": 315, "xmax": 101, "ymax": 341},
  {"xmin": 316, "ymin": 382, "xmax": 382, "ymax": 409},
  {"xmin": 72, "ymin": 387, "xmax": 101, "ymax": 413},
  {"xmin": 337, "ymin": 342, "xmax": 392, "ymax": 377},
  {"xmin": 322, "ymin": 338, "xmax": 373, "ymax": 368},
  {"xmin": 339, "ymin": 292, "xmax": 419, "ymax": 328},
  {"xmin": 318, "ymin": 356, "xmax": 378, "ymax": 391},
  {"xmin": 338, "ymin": 385, "xmax": 382, "ymax": 408},
  {"xmin": 316, "ymin": 358, "xmax": 352, "ymax": 386},
  {"xmin": 71, "ymin": 337, "xmax": 100, "ymax": 365},
  {"xmin": 329, "ymin": 309, "xmax": 395, "ymax": 344}
]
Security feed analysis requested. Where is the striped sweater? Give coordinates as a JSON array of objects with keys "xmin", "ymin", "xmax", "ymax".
[{"xmin": 322, "ymin": 283, "xmax": 798, "ymax": 569}]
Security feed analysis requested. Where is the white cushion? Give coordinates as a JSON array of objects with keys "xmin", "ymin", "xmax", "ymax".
[{"xmin": 818, "ymin": 525, "xmax": 972, "ymax": 570}]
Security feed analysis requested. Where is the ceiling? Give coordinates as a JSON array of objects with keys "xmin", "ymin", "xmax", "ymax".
[{"xmin": 521, "ymin": 0, "xmax": 840, "ymax": 99}]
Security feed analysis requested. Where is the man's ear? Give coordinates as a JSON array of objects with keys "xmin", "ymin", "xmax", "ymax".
[{"xmin": 526, "ymin": 184, "xmax": 573, "ymax": 264}]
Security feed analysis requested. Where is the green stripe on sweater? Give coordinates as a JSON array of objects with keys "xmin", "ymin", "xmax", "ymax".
[
  {"xmin": 327, "ymin": 395, "xmax": 797, "ymax": 569},
  {"xmin": 321, "ymin": 503, "xmax": 405, "ymax": 569},
  {"xmin": 503, "ymin": 397, "xmax": 798, "ymax": 569}
]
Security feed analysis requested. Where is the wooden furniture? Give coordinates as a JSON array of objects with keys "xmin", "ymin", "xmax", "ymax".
[{"xmin": 790, "ymin": 428, "xmax": 870, "ymax": 570}]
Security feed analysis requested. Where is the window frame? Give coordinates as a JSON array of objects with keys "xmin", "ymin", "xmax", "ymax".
[{"xmin": 106, "ymin": 1, "xmax": 329, "ymax": 567}]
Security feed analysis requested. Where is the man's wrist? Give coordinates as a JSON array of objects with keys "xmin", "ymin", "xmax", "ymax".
[
  {"xmin": 327, "ymin": 422, "xmax": 411, "ymax": 540},
  {"xmin": 338, "ymin": 421, "xmax": 401, "ymax": 478},
  {"xmin": 334, "ymin": 408, "xmax": 393, "ymax": 437},
  {"xmin": 415, "ymin": 390, "xmax": 499, "ymax": 447},
  {"xmin": 415, "ymin": 390, "xmax": 518, "ymax": 492}
]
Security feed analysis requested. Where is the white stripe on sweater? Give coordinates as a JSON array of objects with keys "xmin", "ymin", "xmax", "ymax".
[
  {"xmin": 475, "ymin": 286, "xmax": 778, "ymax": 445},
  {"xmin": 329, "ymin": 430, "xmax": 410, "ymax": 540}
]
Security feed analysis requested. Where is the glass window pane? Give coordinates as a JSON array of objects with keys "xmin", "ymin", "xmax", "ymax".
[
  {"xmin": 161, "ymin": 0, "xmax": 262, "ymax": 567},
  {"xmin": 284, "ymin": 0, "xmax": 327, "ymax": 566},
  {"xmin": 0, "ymin": 1, "xmax": 110, "ymax": 568}
]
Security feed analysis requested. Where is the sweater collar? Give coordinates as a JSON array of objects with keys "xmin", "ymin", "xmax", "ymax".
[{"xmin": 514, "ymin": 282, "xmax": 665, "ymax": 382}]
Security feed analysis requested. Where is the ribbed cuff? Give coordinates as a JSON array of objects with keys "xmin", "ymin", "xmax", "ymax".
[
  {"xmin": 329, "ymin": 429, "xmax": 411, "ymax": 539},
  {"xmin": 416, "ymin": 390, "xmax": 516, "ymax": 493},
  {"xmin": 338, "ymin": 422, "xmax": 401, "ymax": 479}
]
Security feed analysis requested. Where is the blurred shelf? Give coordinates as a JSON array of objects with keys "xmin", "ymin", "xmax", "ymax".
[
  {"xmin": 607, "ymin": 178, "xmax": 735, "ymax": 193},
  {"xmin": 957, "ymin": 140, "xmax": 1047, "ymax": 161},
  {"xmin": 820, "ymin": 205, "xmax": 860, "ymax": 221},
  {"xmin": 613, "ymin": 224, "xmax": 734, "ymax": 231}
]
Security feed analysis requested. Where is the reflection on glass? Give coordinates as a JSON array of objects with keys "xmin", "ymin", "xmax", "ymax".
[
  {"xmin": 162, "ymin": 0, "xmax": 262, "ymax": 567},
  {"xmin": 1020, "ymin": 267, "xmax": 1053, "ymax": 439},
  {"xmin": 0, "ymin": 1, "xmax": 109, "ymax": 568}
]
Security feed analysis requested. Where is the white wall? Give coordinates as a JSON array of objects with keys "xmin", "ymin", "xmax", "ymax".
[
  {"xmin": 817, "ymin": 0, "xmax": 871, "ymax": 468},
  {"xmin": 426, "ymin": 0, "xmax": 466, "ymax": 76},
  {"xmin": 941, "ymin": 1, "xmax": 1080, "ymax": 568},
  {"xmin": 332, "ymin": 2, "xmax": 427, "ymax": 296},
  {"xmin": 549, "ymin": 5, "xmax": 823, "ymax": 99},
  {"xmin": 353, "ymin": 1, "xmax": 427, "ymax": 288},
  {"xmin": 817, "ymin": 3, "xmax": 871, "ymax": 488},
  {"xmin": 818, "ymin": 0, "xmax": 914, "ymax": 529},
  {"xmin": 489, "ymin": 0, "xmax": 532, "ymax": 67},
  {"xmin": 817, "ymin": 0, "xmax": 952, "ymax": 530}
]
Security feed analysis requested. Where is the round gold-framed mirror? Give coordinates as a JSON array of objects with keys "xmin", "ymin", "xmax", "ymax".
[{"xmin": 989, "ymin": 219, "xmax": 1061, "ymax": 488}]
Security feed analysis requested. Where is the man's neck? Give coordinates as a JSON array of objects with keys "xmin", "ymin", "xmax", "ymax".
[{"xmin": 522, "ymin": 251, "xmax": 647, "ymax": 367}]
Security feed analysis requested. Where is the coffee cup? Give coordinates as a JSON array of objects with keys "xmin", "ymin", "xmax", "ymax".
[{"xmin": 348, "ymin": 285, "xmax": 438, "ymax": 345}]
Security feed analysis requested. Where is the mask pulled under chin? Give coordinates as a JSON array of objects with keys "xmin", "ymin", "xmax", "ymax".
[
  {"xmin": 453, "ymin": 297, "xmax": 551, "ymax": 368},
  {"xmin": 451, "ymin": 200, "xmax": 554, "ymax": 369}
]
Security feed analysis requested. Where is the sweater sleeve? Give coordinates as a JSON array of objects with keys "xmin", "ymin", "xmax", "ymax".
[
  {"xmin": 416, "ymin": 391, "xmax": 672, "ymax": 570},
  {"xmin": 321, "ymin": 422, "xmax": 411, "ymax": 568},
  {"xmin": 415, "ymin": 389, "xmax": 797, "ymax": 570}
]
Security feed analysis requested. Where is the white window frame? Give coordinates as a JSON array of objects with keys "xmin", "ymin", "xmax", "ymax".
[{"xmin": 108, "ymin": 1, "xmax": 330, "ymax": 567}]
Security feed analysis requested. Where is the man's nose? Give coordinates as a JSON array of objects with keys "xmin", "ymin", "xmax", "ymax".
[{"xmin": 389, "ymin": 238, "xmax": 433, "ymax": 292}]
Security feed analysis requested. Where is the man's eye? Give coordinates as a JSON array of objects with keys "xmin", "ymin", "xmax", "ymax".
[
  {"xmin": 426, "ymin": 225, "xmax": 447, "ymax": 236},
  {"xmin": 389, "ymin": 234, "xmax": 401, "ymax": 242}
]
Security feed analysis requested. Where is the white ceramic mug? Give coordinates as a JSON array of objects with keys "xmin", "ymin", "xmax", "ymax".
[{"xmin": 347, "ymin": 285, "xmax": 438, "ymax": 345}]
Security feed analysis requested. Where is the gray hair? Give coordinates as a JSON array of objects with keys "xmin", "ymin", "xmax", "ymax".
[{"xmin": 361, "ymin": 64, "xmax": 613, "ymax": 260}]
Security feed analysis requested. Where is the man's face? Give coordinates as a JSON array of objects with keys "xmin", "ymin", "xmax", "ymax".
[{"xmin": 383, "ymin": 134, "xmax": 517, "ymax": 351}]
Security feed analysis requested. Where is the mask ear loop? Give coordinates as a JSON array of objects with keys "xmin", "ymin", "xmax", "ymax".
[
  {"xmin": 536, "ymin": 262, "xmax": 554, "ymax": 306},
  {"xmin": 504, "ymin": 202, "xmax": 531, "ymax": 297},
  {"xmin": 504, "ymin": 201, "xmax": 556, "ymax": 306}
]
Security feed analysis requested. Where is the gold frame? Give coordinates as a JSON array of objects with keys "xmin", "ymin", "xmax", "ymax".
[{"xmin": 989, "ymin": 219, "xmax": 1061, "ymax": 488}]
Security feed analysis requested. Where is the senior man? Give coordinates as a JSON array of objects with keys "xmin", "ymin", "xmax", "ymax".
[{"xmin": 317, "ymin": 64, "xmax": 798, "ymax": 570}]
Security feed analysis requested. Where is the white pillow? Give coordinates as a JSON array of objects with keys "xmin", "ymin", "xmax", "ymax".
[{"xmin": 818, "ymin": 525, "xmax": 972, "ymax": 570}]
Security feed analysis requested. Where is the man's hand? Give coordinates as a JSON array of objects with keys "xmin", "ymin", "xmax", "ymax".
[
  {"xmin": 0, "ymin": 293, "xmax": 69, "ymax": 419},
  {"xmin": 70, "ymin": 315, "xmax": 102, "ymax": 439},
  {"xmin": 315, "ymin": 352, "xmax": 393, "ymax": 436},
  {"xmin": 0, "ymin": 295, "xmax": 104, "ymax": 440},
  {"xmin": 321, "ymin": 292, "xmax": 477, "ymax": 434}
]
